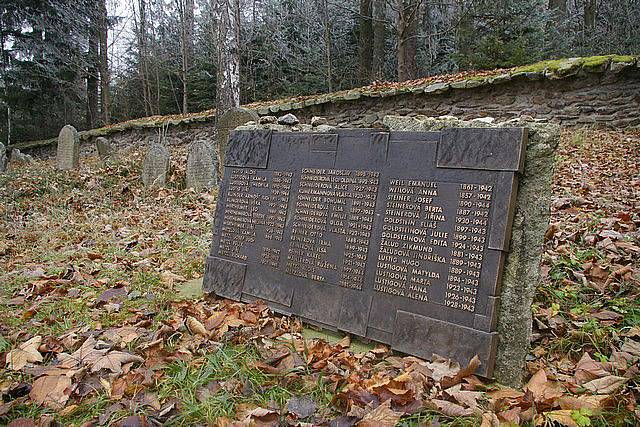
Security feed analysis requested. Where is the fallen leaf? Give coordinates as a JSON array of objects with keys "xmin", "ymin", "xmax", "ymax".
[
  {"xmin": 621, "ymin": 339, "xmax": 640, "ymax": 358},
  {"xmin": 7, "ymin": 419, "xmax": 37, "ymax": 427},
  {"xmin": 429, "ymin": 399, "xmax": 475, "ymax": 417},
  {"xmin": 358, "ymin": 400, "xmax": 402, "ymax": 427},
  {"xmin": 6, "ymin": 336, "xmax": 43, "ymax": 370},
  {"xmin": 544, "ymin": 410, "xmax": 578, "ymax": 427},
  {"xmin": 557, "ymin": 395, "xmax": 609, "ymax": 413},
  {"xmin": 582, "ymin": 375, "xmax": 628, "ymax": 394},
  {"xmin": 29, "ymin": 375, "xmax": 72, "ymax": 409},
  {"xmin": 96, "ymin": 287, "xmax": 128, "ymax": 305},
  {"xmin": 91, "ymin": 351, "xmax": 144, "ymax": 373},
  {"xmin": 480, "ymin": 412, "xmax": 500, "ymax": 427},
  {"xmin": 161, "ymin": 271, "xmax": 187, "ymax": 285},
  {"xmin": 186, "ymin": 316, "xmax": 209, "ymax": 337},
  {"xmin": 441, "ymin": 355, "xmax": 480, "ymax": 388},
  {"xmin": 524, "ymin": 369, "xmax": 564, "ymax": 403},
  {"xmin": 286, "ymin": 395, "xmax": 317, "ymax": 418}
]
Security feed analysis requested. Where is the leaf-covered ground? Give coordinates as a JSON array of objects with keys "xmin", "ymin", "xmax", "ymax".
[{"xmin": 0, "ymin": 128, "xmax": 639, "ymax": 426}]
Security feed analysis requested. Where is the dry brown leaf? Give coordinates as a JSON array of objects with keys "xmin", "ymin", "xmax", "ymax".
[
  {"xmin": 441, "ymin": 355, "xmax": 480, "ymax": 388},
  {"xmin": 480, "ymin": 412, "xmax": 500, "ymax": 427},
  {"xmin": 621, "ymin": 339, "xmax": 640, "ymax": 357},
  {"xmin": 429, "ymin": 399, "xmax": 475, "ymax": 417},
  {"xmin": 524, "ymin": 369, "xmax": 564, "ymax": 402},
  {"xmin": 91, "ymin": 351, "xmax": 144, "ymax": 373},
  {"xmin": 58, "ymin": 336, "xmax": 108, "ymax": 367},
  {"xmin": 556, "ymin": 394, "xmax": 609, "ymax": 413},
  {"xmin": 29, "ymin": 375, "xmax": 72, "ymax": 409},
  {"xmin": 6, "ymin": 336, "xmax": 43, "ymax": 371},
  {"xmin": 445, "ymin": 384, "xmax": 482, "ymax": 409},
  {"xmin": 186, "ymin": 316, "xmax": 209, "ymax": 337},
  {"xmin": 582, "ymin": 375, "xmax": 628, "ymax": 394},
  {"xmin": 161, "ymin": 271, "xmax": 187, "ymax": 285},
  {"xmin": 358, "ymin": 400, "xmax": 402, "ymax": 427},
  {"xmin": 544, "ymin": 410, "xmax": 579, "ymax": 427},
  {"xmin": 574, "ymin": 353, "xmax": 610, "ymax": 384}
]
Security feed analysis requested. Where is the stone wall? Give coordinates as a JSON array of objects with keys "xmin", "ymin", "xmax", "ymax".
[{"xmin": 13, "ymin": 55, "xmax": 640, "ymax": 157}]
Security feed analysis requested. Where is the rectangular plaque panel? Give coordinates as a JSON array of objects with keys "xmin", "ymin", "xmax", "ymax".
[{"xmin": 204, "ymin": 128, "xmax": 525, "ymax": 377}]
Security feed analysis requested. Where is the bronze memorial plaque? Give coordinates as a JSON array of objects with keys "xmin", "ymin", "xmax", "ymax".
[{"xmin": 204, "ymin": 128, "xmax": 526, "ymax": 376}]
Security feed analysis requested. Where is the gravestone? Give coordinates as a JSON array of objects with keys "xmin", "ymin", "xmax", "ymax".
[
  {"xmin": 186, "ymin": 141, "xmax": 217, "ymax": 191},
  {"xmin": 141, "ymin": 143, "xmax": 170, "ymax": 187},
  {"xmin": 0, "ymin": 142, "xmax": 7, "ymax": 173},
  {"xmin": 56, "ymin": 125, "xmax": 80, "ymax": 170},
  {"xmin": 203, "ymin": 122, "xmax": 557, "ymax": 384},
  {"xmin": 96, "ymin": 137, "xmax": 115, "ymax": 160},
  {"xmin": 216, "ymin": 108, "xmax": 259, "ymax": 168}
]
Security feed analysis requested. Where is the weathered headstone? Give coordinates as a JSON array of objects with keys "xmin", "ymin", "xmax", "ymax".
[
  {"xmin": 186, "ymin": 141, "xmax": 217, "ymax": 191},
  {"xmin": 56, "ymin": 125, "xmax": 80, "ymax": 170},
  {"xmin": 141, "ymin": 143, "xmax": 170, "ymax": 187},
  {"xmin": 216, "ymin": 108, "xmax": 259, "ymax": 166},
  {"xmin": 203, "ymin": 121, "xmax": 558, "ymax": 385},
  {"xmin": 96, "ymin": 137, "xmax": 115, "ymax": 160},
  {"xmin": 0, "ymin": 142, "xmax": 7, "ymax": 173}
]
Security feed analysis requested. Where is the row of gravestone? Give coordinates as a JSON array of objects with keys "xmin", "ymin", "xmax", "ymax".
[
  {"xmin": 142, "ymin": 141, "xmax": 217, "ymax": 190},
  {"xmin": 53, "ymin": 124, "xmax": 218, "ymax": 191}
]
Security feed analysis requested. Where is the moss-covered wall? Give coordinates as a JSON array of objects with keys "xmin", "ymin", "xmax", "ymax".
[{"xmin": 14, "ymin": 55, "xmax": 640, "ymax": 157}]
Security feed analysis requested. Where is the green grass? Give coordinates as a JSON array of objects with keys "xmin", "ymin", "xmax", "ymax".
[{"xmin": 157, "ymin": 344, "xmax": 312, "ymax": 425}]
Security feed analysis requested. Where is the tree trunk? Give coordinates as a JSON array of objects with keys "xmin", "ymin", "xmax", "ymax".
[
  {"xmin": 98, "ymin": 0, "xmax": 110, "ymax": 125},
  {"xmin": 215, "ymin": 0, "xmax": 241, "ymax": 175},
  {"xmin": 180, "ymin": 0, "xmax": 194, "ymax": 114},
  {"xmin": 137, "ymin": 0, "xmax": 152, "ymax": 116},
  {"xmin": 0, "ymin": 15, "xmax": 11, "ymax": 145},
  {"xmin": 584, "ymin": 0, "xmax": 596, "ymax": 29},
  {"xmin": 357, "ymin": 0, "xmax": 373, "ymax": 84},
  {"xmin": 87, "ymin": 2, "xmax": 99, "ymax": 129},
  {"xmin": 216, "ymin": 0, "xmax": 240, "ymax": 112},
  {"xmin": 372, "ymin": 0, "xmax": 386, "ymax": 81},
  {"xmin": 397, "ymin": 0, "xmax": 418, "ymax": 82},
  {"xmin": 320, "ymin": 0, "xmax": 333, "ymax": 92}
]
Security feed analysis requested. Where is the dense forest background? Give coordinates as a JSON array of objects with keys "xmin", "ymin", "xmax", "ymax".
[{"xmin": 1, "ymin": 0, "xmax": 639, "ymax": 143}]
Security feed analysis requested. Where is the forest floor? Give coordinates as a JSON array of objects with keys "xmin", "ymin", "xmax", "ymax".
[{"xmin": 0, "ymin": 128, "xmax": 639, "ymax": 426}]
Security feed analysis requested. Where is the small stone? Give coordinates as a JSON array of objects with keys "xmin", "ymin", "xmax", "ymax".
[
  {"xmin": 259, "ymin": 115, "xmax": 277, "ymax": 124},
  {"xmin": 56, "ymin": 124, "xmax": 80, "ymax": 170},
  {"xmin": 0, "ymin": 142, "xmax": 7, "ymax": 172},
  {"xmin": 472, "ymin": 117, "xmax": 495, "ymax": 124},
  {"xmin": 364, "ymin": 114, "xmax": 378, "ymax": 125},
  {"xmin": 141, "ymin": 143, "xmax": 170, "ymax": 187},
  {"xmin": 277, "ymin": 113, "xmax": 299, "ymax": 125},
  {"xmin": 423, "ymin": 82, "xmax": 449, "ymax": 94},
  {"xmin": 315, "ymin": 124, "xmax": 336, "ymax": 133},
  {"xmin": 96, "ymin": 137, "xmax": 115, "ymax": 160},
  {"xmin": 310, "ymin": 116, "xmax": 327, "ymax": 126}
]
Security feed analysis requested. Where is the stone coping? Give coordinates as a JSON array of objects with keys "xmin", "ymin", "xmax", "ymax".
[{"xmin": 10, "ymin": 54, "xmax": 637, "ymax": 151}]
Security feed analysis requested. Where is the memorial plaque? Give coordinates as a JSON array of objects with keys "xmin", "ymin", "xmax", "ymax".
[{"xmin": 204, "ymin": 128, "xmax": 527, "ymax": 377}]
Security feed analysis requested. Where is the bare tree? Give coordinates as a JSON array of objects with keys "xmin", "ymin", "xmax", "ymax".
[
  {"xmin": 215, "ymin": 0, "xmax": 240, "ymax": 112},
  {"xmin": 319, "ymin": 0, "xmax": 334, "ymax": 92},
  {"xmin": 397, "ymin": 0, "xmax": 419, "ymax": 81},
  {"xmin": 98, "ymin": 0, "xmax": 110, "ymax": 124},
  {"xmin": 87, "ymin": 0, "xmax": 100, "ymax": 128},
  {"xmin": 177, "ymin": 0, "xmax": 194, "ymax": 114},
  {"xmin": 357, "ymin": 0, "xmax": 373, "ymax": 83},
  {"xmin": 372, "ymin": 0, "xmax": 387, "ymax": 81},
  {"xmin": 584, "ymin": 0, "xmax": 596, "ymax": 30}
]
